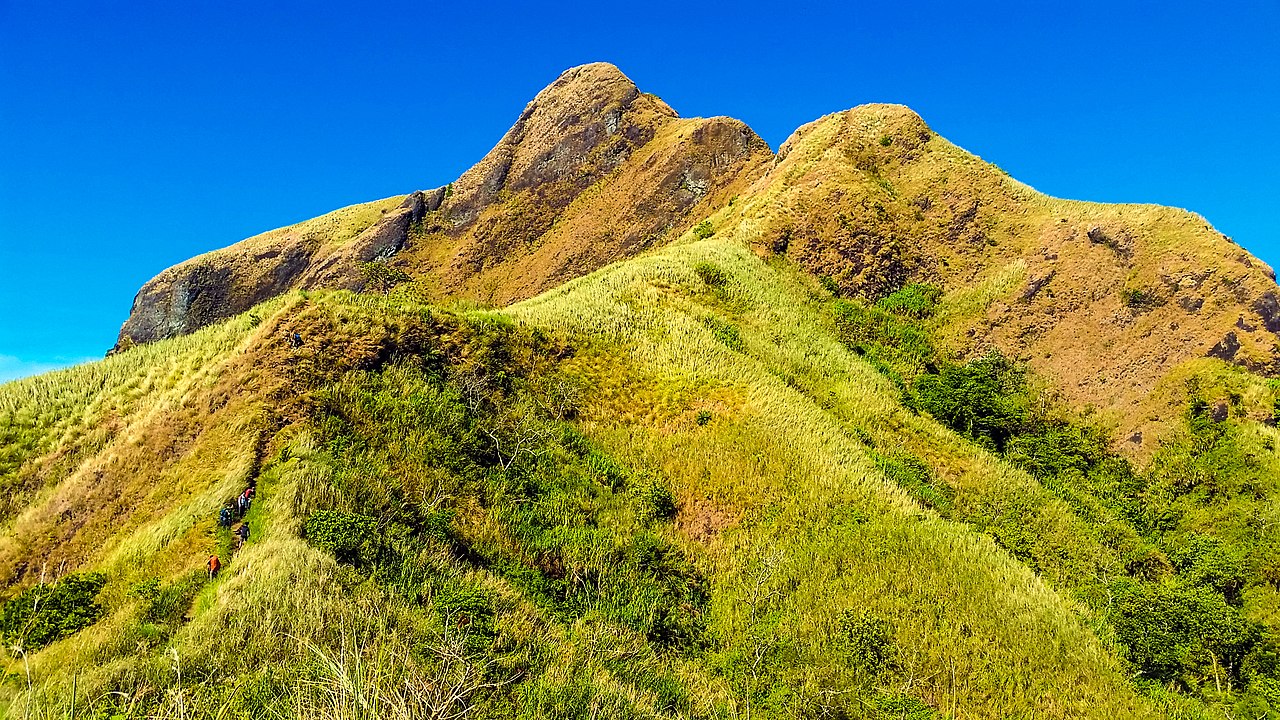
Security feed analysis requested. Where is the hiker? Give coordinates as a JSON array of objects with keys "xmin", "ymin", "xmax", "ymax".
[
  {"xmin": 207, "ymin": 554, "xmax": 221, "ymax": 580},
  {"xmin": 219, "ymin": 505, "xmax": 232, "ymax": 528},
  {"xmin": 235, "ymin": 522, "xmax": 250, "ymax": 550},
  {"xmin": 288, "ymin": 331, "xmax": 303, "ymax": 348},
  {"xmin": 236, "ymin": 494, "xmax": 246, "ymax": 516}
]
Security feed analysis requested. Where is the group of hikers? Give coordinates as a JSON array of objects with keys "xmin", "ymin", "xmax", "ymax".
[
  {"xmin": 206, "ymin": 481, "xmax": 256, "ymax": 579},
  {"xmin": 204, "ymin": 329, "xmax": 301, "ymax": 580}
]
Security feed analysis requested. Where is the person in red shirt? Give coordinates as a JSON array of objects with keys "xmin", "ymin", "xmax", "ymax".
[{"xmin": 207, "ymin": 554, "xmax": 221, "ymax": 580}]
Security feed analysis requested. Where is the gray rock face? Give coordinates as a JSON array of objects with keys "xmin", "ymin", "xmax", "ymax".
[
  {"xmin": 116, "ymin": 240, "xmax": 314, "ymax": 349},
  {"xmin": 111, "ymin": 63, "xmax": 764, "ymax": 352},
  {"xmin": 113, "ymin": 64, "xmax": 676, "ymax": 352}
]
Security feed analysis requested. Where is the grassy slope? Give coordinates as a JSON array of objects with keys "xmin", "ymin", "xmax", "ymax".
[
  {"xmin": 0, "ymin": 234, "xmax": 1189, "ymax": 719},
  {"xmin": 513, "ymin": 237, "xmax": 1153, "ymax": 717},
  {"xmin": 702, "ymin": 104, "xmax": 1280, "ymax": 452}
]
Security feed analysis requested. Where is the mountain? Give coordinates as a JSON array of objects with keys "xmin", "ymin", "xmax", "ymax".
[
  {"xmin": 115, "ymin": 63, "xmax": 771, "ymax": 348},
  {"xmin": 4, "ymin": 63, "xmax": 1280, "ymax": 719}
]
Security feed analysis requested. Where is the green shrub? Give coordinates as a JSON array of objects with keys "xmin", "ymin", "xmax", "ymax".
[
  {"xmin": 1003, "ymin": 423, "xmax": 1109, "ymax": 480},
  {"xmin": 304, "ymin": 510, "xmax": 406, "ymax": 569},
  {"xmin": 130, "ymin": 573, "xmax": 203, "ymax": 625},
  {"xmin": 420, "ymin": 508, "xmax": 457, "ymax": 546},
  {"xmin": 1167, "ymin": 534, "xmax": 1247, "ymax": 604},
  {"xmin": 869, "ymin": 693, "xmax": 938, "ymax": 719},
  {"xmin": 1120, "ymin": 287, "xmax": 1165, "ymax": 310},
  {"xmin": 359, "ymin": 261, "xmax": 412, "ymax": 294},
  {"xmin": 913, "ymin": 353, "xmax": 1029, "ymax": 451},
  {"xmin": 692, "ymin": 220, "xmax": 715, "ymax": 240},
  {"xmin": 832, "ymin": 299, "xmax": 936, "ymax": 378},
  {"xmin": 432, "ymin": 579, "xmax": 496, "ymax": 649},
  {"xmin": 1109, "ymin": 577, "xmax": 1259, "ymax": 689},
  {"xmin": 0, "ymin": 572, "xmax": 107, "ymax": 650},
  {"xmin": 819, "ymin": 275, "xmax": 842, "ymax": 297},
  {"xmin": 636, "ymin": 479, "xmax": 677, "ymax": 522},
  {"xmin": 695, "ymin": 409, "xmax": 712, "ymax": 426},
  {"xmin": 874, "ymin": 452, "xmax": 953, "ymax": 513},
  {"xmin": 876, "ymin": 283, "xmax": 941, "ymax": 319},
  {"xmin": 702, "ymin": 315, "xmax": 745, "ymax": 352},
  {"xmin": 837, "ymin": 610, "xmax": 899, "ymax": 681}
]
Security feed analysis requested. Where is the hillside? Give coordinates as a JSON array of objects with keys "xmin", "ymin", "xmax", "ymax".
[{"xmin": 3, "ymin": 63, "xmax": 1280, "ymax": 719}]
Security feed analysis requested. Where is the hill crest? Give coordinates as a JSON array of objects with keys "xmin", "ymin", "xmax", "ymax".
[{"xmin": 112, "ymin": 64, "xmax": 1280, "ymax": 446}]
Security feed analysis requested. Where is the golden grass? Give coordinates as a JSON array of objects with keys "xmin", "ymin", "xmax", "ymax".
[{"xmin": 510, "ymin": 236, "xmax": 1158, "ymax": 717}]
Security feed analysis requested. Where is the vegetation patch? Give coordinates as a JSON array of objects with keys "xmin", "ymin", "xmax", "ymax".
[{"xmin": 1, "ymin": 573, "xmax": 106, "ymax": 651}]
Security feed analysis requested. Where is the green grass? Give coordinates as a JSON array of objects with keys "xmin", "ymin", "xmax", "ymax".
[{"xmin": 2, "ymin": 235, "xmax": 1279, "ymax": 718}]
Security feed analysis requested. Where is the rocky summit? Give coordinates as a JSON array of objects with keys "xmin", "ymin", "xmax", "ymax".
[{"xmin": 6, "ymin": 63, "xmax": 1280, "ymax": 719}]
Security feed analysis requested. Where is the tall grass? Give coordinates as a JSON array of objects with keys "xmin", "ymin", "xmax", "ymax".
[{"xmin": 4, "ymin": 235, "xmax": 1276, "ymax": 718}]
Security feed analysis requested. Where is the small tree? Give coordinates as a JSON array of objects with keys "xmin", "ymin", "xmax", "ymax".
[{"xmin": 360, "ymin": 261, "xmax": 411, "ymax": 294}]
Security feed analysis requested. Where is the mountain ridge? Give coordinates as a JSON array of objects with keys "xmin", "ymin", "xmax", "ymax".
[
  {"xmin": 8, "ymin": 62, "xmax": 1279, "ymax": 718},
  {"xmin": 115, "ymin": 62, "xmax": 772, "ymax": 350},
  {"xmin": 115, "ymin": 65, "xmax": 1280, "ymax": 453}
]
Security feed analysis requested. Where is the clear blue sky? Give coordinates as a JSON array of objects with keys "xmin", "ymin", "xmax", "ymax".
[{"xmin": 1, "ymin": 0, "xmax": 1277, "ymax": 382}]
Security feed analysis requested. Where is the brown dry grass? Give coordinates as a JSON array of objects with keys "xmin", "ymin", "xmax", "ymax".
[{"xmin": 705, "ymin": 103, "xmax": 1280, "ymax": 449}]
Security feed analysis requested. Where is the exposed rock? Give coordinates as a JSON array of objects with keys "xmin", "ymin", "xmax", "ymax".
[
  {"xmin": 1208, "ymin": 331, "xmax": 1242, "ymax": 362},
  {"xmin": 1210, "ymin": 401, "xmax": 1230, "ymax": 422},
  {"xmin": 111, "ymin": 63, "xmax": 1280, "ymax": 448},
  {"xmin": 1253, "ymin": 291, "xmax": 1280, "ymax": 332},
  {"xmin": 300, "ymin": 192, "xmax": 425, "ymax": 290},
  {"xmin": 440, "ymin": 62, "xmax": 675, "ymax": 228},
  {"xmin": 1020, "ymin": 270, "xmax": 1055, "ymax": 303},
  {"xmin": 1177, "ymin": 295, "xmax": 1204, "ymax": 312},
  {"xmin": 115, "ymin": 237, "xmax": 314, "ymax": 349},
  {"xmin": 1086, "ymin": 224, "xmax": 1133, "ymax": 257}
]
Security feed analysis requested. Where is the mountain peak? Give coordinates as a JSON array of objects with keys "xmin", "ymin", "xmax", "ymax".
[{"xmin": 441, "ymin": 63, "xmax": 677, "ymax": 222}]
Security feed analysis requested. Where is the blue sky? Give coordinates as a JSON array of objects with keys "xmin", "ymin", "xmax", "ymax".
[{"xmin": 1, "ymin": 0, "xmax": 1277, "ymax": 383}]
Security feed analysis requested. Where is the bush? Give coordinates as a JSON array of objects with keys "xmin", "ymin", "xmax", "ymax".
[
  {"xmin": 1003, "ymin": 423, "xmax": 1109, "ymax": 480},
  {"xmin": 837, "ymin": 610, "xmax": 899, "ymax": 681},
  {"xmin": 636, "ymin": 479, "xmax": 677, "ymax": 522},
  {"xmin": 0, "ymin": 572, "xmax": 107, "ymax": 650},
  {"xmin": 692, "ymin": 220, "xmax": 715, "ymax": 240},
  {"xmin": 360, "ymin": 261, "xmax": 412, "ymax": 294},
  {"xmin": 702, "ymin": 316, "xmax": 744, "ymax": 352},
  {"xmin": 832, "ymin": 299, "xmax": 936, "ymax": 377},
  {"xmin": 874, "ymin": 452, "xmax": 953, "ymax": 513},
  {"xmin": 870, "ymin": 693, "xmax": 938, "ymax": 720},
  {"xmin": 876, "ymin": 283, "xmax": 942, "ymax": 319},
  {"xmin": 1109, "ymin": 577, "xmax": 1259, "ymax": 688},
  {"xmin": 304, "ymin": 510, "xmax": 406, "ymax": 569},
  {"xmin": 131, "ymin": 573, "xmax": 204, "ymax": 625},
  {"xmin": 695, "ymin": 409, "xmax": 712, "ymax": 426},
  {"xmin": 819, "ymin": 275, "xmax": 842, "ymax": 297},
  {"xmin": 1167, "ymin": 534, "xmax": 1247, "ymax": 605},
  {"xmin": 1120, "ymin": 287, "xmax": 1165, "ymax": 310},
  {"xmin": 913, "ymin": 353, "xmax": 1029, "ymax": 451}
]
